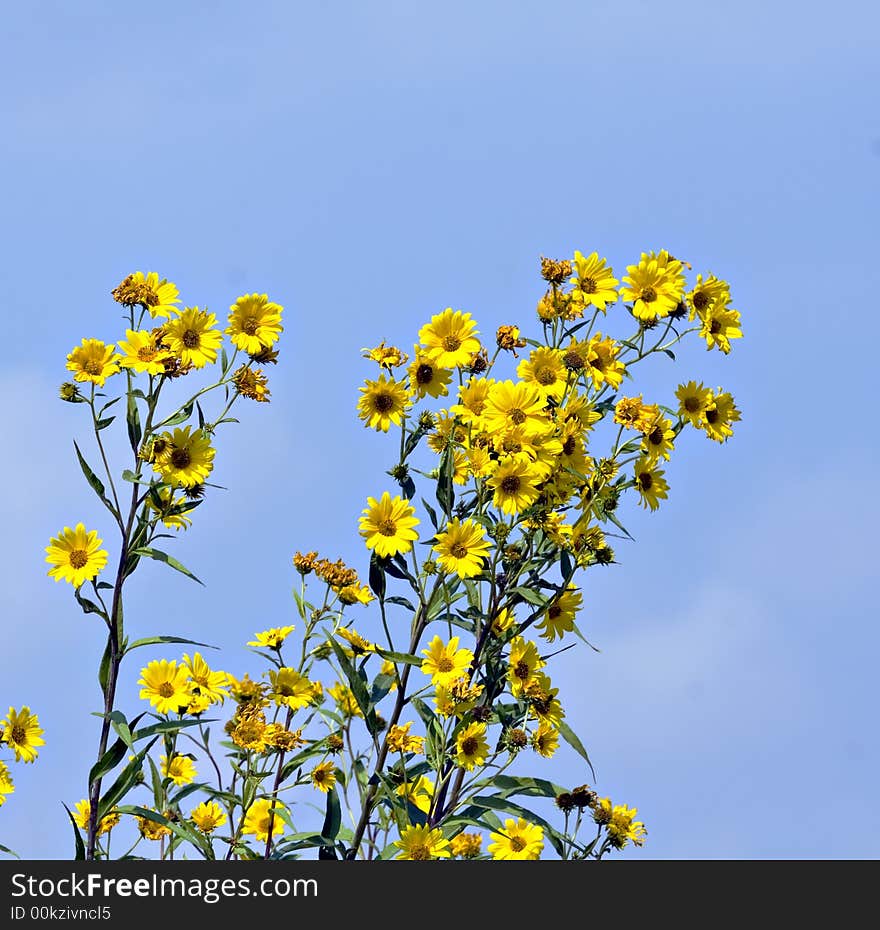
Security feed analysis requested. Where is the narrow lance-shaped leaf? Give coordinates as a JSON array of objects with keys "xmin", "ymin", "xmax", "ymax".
[
  {"xmin": 126, "ymin": 392, "xmax": 142, "ymax": 452},
  {"xmin": 129, "ymin": 547, "xmax": 204, "ymax": 585}
]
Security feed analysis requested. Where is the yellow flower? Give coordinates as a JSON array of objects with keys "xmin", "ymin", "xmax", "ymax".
[
  {"xmin": 164, "ymin": 307, "xmax": 223, "ymax": 368},
  {"xmin": 310, "ymin": 761, "xmax": 337, "ymax": 793},
  {"xmin": 337, "ymin": 583, "xmax": 374, "ymax": 606},
  {"xmin": 699, "ymin": 301, "xmax": 743, "ymax": 354},
  {"xmin": 408, "ymin": 347, "xmax": 452, "ymax": 399},
  {"xmin": 620, "ymin": 250, "xmax": 685, "ymax": 321},
  {"xmin": 432, "ymin": 518, "xmax": 491, "ymax": 578},
  {"xmin": 2, "ymin": 707, "xmax": 45, "ymax": 763},
  {"xmin": 117, "ymin": 328, "xmax": 172, "ymax": 376},
  {"xmin": 487, "ymin": 454, "xmax": 544, "ymax": 515},
  {"xmin": 71, "ymin": 799, "xmax": 119, "ymax": 836},
  {"xmin": 394, "ymin": 824, "xmax": 451, "ymax": 860},
  {"xmin": 136, "ymin": 810, "xmax": 172, "ymax": 841},
  {"xmin": 112, "ymin": 271, "xmax": 180, "ymax": 319},
  {"xmin": 701, "ymin": 390, "xmax": 741, "ymax": 443},
  {"xmin": 488, "ymin": 818, "xmax": 544, "ymax": 860},
  {"xmin": 455, "ymin": 721, "xmax": 489, "ymax": 770},
  {"xmin": 525, "ymin": 672, "xmax": 565, "ymax": 727},
  {"xmin": 182, "ymin": 653, "xmax": 228, "ymax": 705},
  {"xmin": 248, "ymin": 626, "xmax": 295, "ymax": 650},
  {"xmin": 190, "ymin": 800, "xmax": 227, "ymax": 833},
  {"xmin": 434, "ymin": 676, "xmax": 483, "ymax": 718},
  {"xmin": 535, "ymin": 585, "xmax": 582, "ymax": 643},
  {"xmin": 362, "ymin": 341, "xmax": 409, "ymax": 369},
  {"xmin": 483, "ymin": 380, "xmax": 551, "ymax": 438},
  {"xmin": 45, "ymin": 523, "xmax": 108, "ymax": 587},
  {"xmin": 359, "ymin": 491, "xmax": 420, "ymax": 558},
  {"xmin": 231, "ymin": 710, "xmax": 268, "ymax": 752},
  {"xmin": 633, "ymin": 457, "xmax": 669, "ymax": 511},
  {"xmin": 336, "ymin": 627, "xmax": 374, "ymax": 656},
  {"xmin": 568, "ymin": 250, "xmax": 619, "ymax": 314},
  {"xmin": 595, "ymin": 798, "xmax": 647, "ymax": 848},
  {"xmin": 531, "ymin": 722, "xmax": 559, "ymax": 758},
  {"xmin": 686, "ymin": 273, "xmax": 729, "ymax": 320},
  {"xmin": 640, "ymin": 415, "xmax": 676, "ymax": 463},
  {"xmin": 160, "ymin": 754, "xmax": 197, "ymax": 787},
  {"xmin": 584, "ymin": 334, "xmax": 625, "ymax": 391},
  {"xmin": 138, "ymin": 659, "xmax": 191, "ymax": 715},
  {"xmin": 151, "ymin": 427, "xmax": 215, "ymax": 488},
  {"xmin": 491, "ymin": 607, "xmax": 516, "ymax": 637},
  {"xmin": 226, "ymin": 293, "xmax": 283, "ymax": 354},
  {"xmin": 420, "ymin": 635, "xmax": 474, "ymax": 687},
  {"xmin": 418, "ymin": 308, "xmax": 481, "ymax": 368},
  {"xmin": 386, "ymin": 722, "xmax": 424, "ymax": 755},
  {"xmin": 357, "ymin": 374, "xmax": 411, "ymax": 432},
  {"xmin": 146, "ymin": 487, "xmax": 193, "ymax": 531},
  {"xmin": 328, "ymin": 682, "xmax": 363, "ymax": 718},
  {"xmin": 450, "ymin": 832, "xmax": 483, "ymax": 858},
  {"xmin": 0, "ymin": 761, "xmax": 14, "ymax": 806},
  {"xmin": 269, "ymin": 668, "xmax": 316, "ymax": 710},
  {"xmin": 508, "ymin": 637, "xmax": 546, "ymax": 697},
  {"xmin": 242, "ymin": 799, "xmax": 286, "ymax": 842},
  {"xmin": 232, "ymin": 365, "xmax": 271, "ymax": 402},
  {"xmin": 516, "ymin": 347, "xmax": 567, "ymax": 402},
  {"xmin": 395, "ymin": 775, "xmax": 434, "ymax": 813},
  {"xmin": 675, "ymin": 380, "xmax": 713, "ymax": 428},
  {"xmin": 66, "ymin": 338, "xmax": 121, "ymax": 386}
]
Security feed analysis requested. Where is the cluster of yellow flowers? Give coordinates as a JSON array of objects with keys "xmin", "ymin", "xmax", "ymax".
[{"xmin": 0, "ymin": 706, "xmax": 45, "ymax": 813}]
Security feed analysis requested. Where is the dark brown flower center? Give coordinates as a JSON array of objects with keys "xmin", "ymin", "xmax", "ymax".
[
  {"xmin": 693, "ymin": 291, "xmax": 710, "ymax": 310},
  {"xmin": 536, "ymin": 367, "xmax": 556, "ymax": 386},
  {"xmin": 709, "ymin": 319, "xmax": 722, "ymax": 334},
  {"xmin": 182, "ymin": 330, "xmax": 200, "ymax": 349},
  {"xmin": 648, "ymin": 427, "xmax": 664, "ymax": 446},
  {"xmin": 374, "ymin": 392, "xmax": 395, "ymax": 413},
  {"xmin": 510, "ymin": 836, "xmax": 527, "ymax": 852},
  {"xmin": 10, "ymin": 725, "xmax": 26, "ymax": 744},
  {"xmin": 638, "ymin": 472, "xmax": 653, "ymax": 490},
  {"xmin": 500, "ymin": 475, "xmax": 521, "ymax": 494},
  {"xmin": 562, "ymin": 436, "xmax": 577, "ymax": 456},
  {"xmin": 378, "ymin": 518, "xmax": 398, "ymax": 536},
  {"xmin": 684, "ymin": 397, "xmax": 700, "ymax": 412},
  {"xmin": 514, "ymin": 659, "xmax": 530, "ymax": 680},
  {"xmin": 171, "ymin": 449, "xmax": 192, "ymax": 469},
  {"xmin": 563, "ymin": 351, "xmax": 585, "ymax": 371},
  {"xmin": 461, "ymin": 736, "xmax": 479, "ymax": 755},
  {"xmin": 443, "ymin": 335, "xmax": 461, "ymax": 352},
  {"xmin": 508, "ymin": 408, "xmax": 526, "ymax": 425},
  {"xmin": 450, "ymin": 543, "xmax": 468, "ymax": 559},
  {"xmin": 242, "ymin": 319, "xmax": 259, "ymax": 336},
  {"xmin": 437, "ymin": 657, "xmax": 454, "ymax": 673},
  {"xmin": 640, "ymin": 286, "xmax": 657, "ymax": 303},
  {"xmin": 548, "ymin": 604, "xmax": 562, "ymax": 620},
  {"xmin": 410, "ymin": 844, "xmax": 431, "ymax": 860},
  {"xmin": 416, "ymin": 364, "xmax": 434, "ymax": 385},
  {"xmin": 84, "ymin": 360, "xmax": 103, "ymax": 376},
  {"xmin": 69, "ymin": 549, "xmax": 89, "ymax": 569},
  {"xmin": 579, "ymin": 276, "xmax": 597, "ymax": 295},
  {"xmin": 138, "ymin": 345, "xmax": 158, "ymax": 361},
  {"xmin": 706, "ymin": 409, "xmax": 719, "ymax": 424},
  {"xmin": 158, "ymin": 682, "xmax": 175, "ymax": 698}
]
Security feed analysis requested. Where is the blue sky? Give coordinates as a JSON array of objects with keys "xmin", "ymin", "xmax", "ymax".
[{"xmin": 2, "ymin": 0, "xmax": 878, "ymax": 858}]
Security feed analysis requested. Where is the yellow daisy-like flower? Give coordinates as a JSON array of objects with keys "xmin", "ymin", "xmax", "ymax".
[
  {"xmin": 146, "ymin": 487, "xmax": 192, "ymax": 531},
  {"xmin": 136, "ymin": 810, "xmax": 172, "ymax": 841},
  {"xmin": 487, "ymin": 454, "xmax": 544, "ymax": 515},
  {"xmin": 418, "ymin": 308, "xmax": 481, "ymax": 368},
  {"xmin": 310, "ymin": 761, "xmax": 337, "ymax": 793},
  {"xmin": 65, "ymin": 338, "xmax": 121, "ymax": 387},
  {"xmin": 160, "ymin": 754, "xmax": 197, "ymax": 787},
  {"xmin": 491, "ymin": 607, "xmax": 516, "ymax": 637},
  {"xmin": 232, "ymin": 365, "xmax": 271, "ymax": 402},
  {"xmin": 614, "ymin": 395, "xmax": 658, "ymax": 432},
  {"xmin": 686, "ymin": 273, "xmax": 729, "ymax": 321},
  {"xmin": 0, "ymin": 761, "xmax": 14, "ymax": 807},
  {"xmin": 337, "ymin": 583, "xmax": 374, "ymax": 606},
  {"xmin": 336, "ymin": 627, "xmax": 374, "ymax": 657},
  {"xmin": 138, "ymin": 659, "xmax": 191, "ymax": 715},
  {"xmin": 394, "ymin": 824, "xmax": 451, "ymax": 860},
  {"xmin": 45, "ymin": 523, "xmax": 108, "ymax": 588},
  {"xmin": 359, "ymin": 491, "xmax": 420, "ymax": 558},
  {"xmin": 525, "ymin": 672, "xmax": 565, "ymax": 727},
  {"xmin": 190, "ymin": 800, "xmax": 227, "ymax": 833},
  {"xmin": 535, "ymin": 585, "xmax": 582, "ymax": 643},
  {"xmin": 362, "ymin": 341, "xmax": 409, "ymax": 369},
  {"xmin": 584, "ymin": 334, "xmax": 625, "ymax": 391},
  {"xmin": 595, "ymin": 798, "xmax": 647, "ymax": 849},
  {"xmin": 450, "ymin": 832, "xmax": 483, "ymax": 858},
  {"xmin": 269, "ymin": 668, "xmax": 316, "ymax": 710},
  {"xmin": 434, "ymin": 676, "xmax": 483, "ymax": 718},
  {"xmin": 483, "ymin": 380, "xmax": 551, "ymax": 438},
  {"xmin": 151, "ymin": 427, "xmax": 215, "ymax": 488},
  {"xmin": 455, "ymin": 721, "xmax": 489, "ymax": 771},
  {"xmin": 71, "ymin": 800, "xmax": 119, "ymax": 836},
  {"xmin": 163, "ymin": 307, "xmax": 223, "ymax": 368},
  {"xmin": 386, "ymin": 722, "xmax": 425, "ymax": 755},
  {"xmin": 328, "ymin": 682, "xmax": 363, "ymax": 718},
  {"xmin": 226, "ymin": 293, "xmax": 283, "ymax": 354},
  {"xmin": 508, "ymin": 637, "xmax": 546, "ymax": 697},
  {"xmin": 117, "ymin": 329, "xmax": 172, "ymax": 376},
  {"xmin": 242, "ymin": 799, "xmax": 286, "ymax": 842},
  {"xmin": 701, "ymin": 390, "xmax": 741, "ymax": 443},
  {"xmin": 432, "ymin": 518, "xmax": 491, "ymax": 578},
  {"xmin": 248, "ymin": 626, "xmax": 295, "ymax": 650},
  {"xmin": 450, "ymin": 377, "xmax": 495, "ymax": 428},
  {"xmin": 531, "ymin": 722, "xmax": 559, "ymax": 759},
  {"xmin": 112, "ymin": 271, "xmax": 180, "ymax": 319},
  {"xmin": 357, "ymin": 374, "xmax": 411, "ymax": 432},
  {"xmin": 517, "ymin": 347, "xmax": 567, "ymax": 402},
  {"xmin": 568, "ymin": 250, "xmax": 619, "ymax": 314},
  {"xmin": 675, "ymin": 380, "xmax": 713, "ymax": 428},
  {"xmin": 699, "ymin": 302, "xmax": 743, "ymax": 354},
  {"xmin": 420, "ymin": 635, "xmax": 474, "ymax": 687},
  {"xmin": 2, "ymin": 707, "xmax": 45, "ymax": 763},
  {"xmin": 395, "ymin": 775, "xmax": 435, "ymax": 814},
  {"xmin": 641, "ymin": 415, "xmax": 676, "ymax": 463},
  {"xmin": 182, "ymin": 653, "xmax": 228, "ymax": 705},
  {"xmin": 633, "ymin": 457, "xmax": 669, "ymax": 511},
  {"xmin": 620, "ymin": 250, "xmax": 685, "ymax": 321},
  {"xmin": 488, "ymin": 818, "xmax": 544, "ymax": 860},
  {"xmin": 408, "ymin": 347, "xmax": 452, "ymax": 400},
  {"xmin": 231, "ymin": 711, "xmax": 268, "ymax": 752}
]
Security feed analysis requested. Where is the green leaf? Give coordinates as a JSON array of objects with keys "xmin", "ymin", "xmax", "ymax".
[
  {"xmin": 129, "ymin": 547, "xmax": 203, "ymax": 585},
  {"xmin": 469, "ymin": 795, "xmax": 566, "ymax": 856},
  {"xmin": 385, "ymin": 595, "xmax": 416, "ymax": 612},
  {"xmin": 74, "ymin": 586, "xmax": 107, "ymax": 619},
  {"xmin": 62, "ymin": 804, "xmax": 85, "ymax": 861},
  {"xmin": 327, "ymin": 638, "xmax": 379, "ymax": 736},
  {"xmin": 375, "ymin": 646, "xmax": 422, "ymax": 667},
  {"xmin": 558, "ymin": 719, "xmax": 596, "ymax": 779},
  {"xmin": 116, "ymin": 805, "xmax": 212, "ymax": 859},
  {"xmin": 130, "ymin": 719, "xmax": 213, "ymax": 743},
  {"xmin": 123, "ymin": 635, "xmax": 217, "ymax": 656},
  {"xmin": 73, "ymin": 440, "xmax": 114, "ymax": 512},
  {"xmin": 436, "ymin": 445, "xmax": 455, "ymax": 517},
  {"xmin": 95, "ymin": 415, "xmax": 116, "ymax": 431},
  {"xmin": 121, "ymin": 469, "xmax": 153, "ymax": 486},
  {"xmin": 97, "ymin": 739, "xmax": 158, "ymax": 817},
  {"xmin": 508, "ymin": 585, "xmax": 552, "ymax": 608},
  {"xmin": 88, "ymin": 737, "xmax": 129, "ymax": 785},
  {"xmin": 98, "ymin": 639, "xmax": 112, "ymax": 693},
  {"xmin": 368, "ymin": 552, "xmax": 386, "ymax": 600},
  {"xmin": 126, "ymin": 393, "xmax": 142, "ymax": 451},
  {"xmin": 0, "ymin": 842, "xmax": 20, "ymax": 859},
  {"xmin": 321, "ymin": 786, "xmax": 342, "ymax": 844},
  {"xmin": 420, "ymin": 497, "xmax": 439, "ymax": 530},
  {"xmin": 159, "ymin": 402, "xmax": 194, "ymax": 429},
  {"xmin": 482, "ymin": 774, "xmax": 566, "ymax": 799}
]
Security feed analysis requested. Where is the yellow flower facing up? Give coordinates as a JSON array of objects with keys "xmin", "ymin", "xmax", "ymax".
[
  {"xmin": 226, "ymin": 293, "xmax": 283, "ymax": 354},
  {"xmin": 686, "ymin": 273, "xmax": 729, "ymax": 321},
  {"xmin": 160, "ymin": 754, "xmax": 197, "ymax": 787},
  {"xmin": 394, "ymin": 824, "xmax": 451, "ymax": 860},
  {"xmin": 531, "ymin": 722, "xmax": 559, "ymax": 759},
  {"xmin": 336, "ymin": 626, "xmax": 374, "ymax": 657},
  {"xmin": 535, "ymin": 585, "xmax": 582, "ymax": 643},
  {"xmin": 190, "ymin": 800, "xmax": 227, "ymax": 833},
  {"xmin": 450, "ymin": 832, "xmax": 483, "ymax": 858},
  {"xmin": 614, "ymin": 395, "xmax": 658, "ymax": 432},
  {"xmin": 151, "ymin": 426, "xmax": 215, "ymax": 488},
  {"xmin": 584, "ymin": 334, "xmax": 626, "ymax": 391},
  {"xmin": 310, "ymin": 761, "xmax": 337, "ymax": 793},
  {"xmin": 675, "ymin": 380, "xmax": 713, "ymax": 428},
  {"xmin": 182, "ymin": 653, "xmax": 228, "ymax": 705},
  {"xmin": 395, "ymin": 775, "xmax": 435, "ymax": 814},
  {"xmin": 117, "ymin": 329, "xmax": 172, "ymax": 376},
  {"xmin": 71, "ymin": 799, "xmax": 118, "ymax": 836},
  {"xmin": 701, "ymin": 390, "xmax": 741, "ymax": 443},
  {"xmin": 0, "ymin": 761, "xmax": 14, "ymax": 806},
  {"xmin": 408, "ymin": 347, "xmax": 452, "ymax": 400},
  {"xmin": 386, "ymin": 722, "xmax": 425, "ymax": 755},
  {"xmin": 328, "ymin": 682, "xmax": 363, "ymax": 718},
  {"xmin": 508, "ymin": 637, "xmax": 546, "ymax": 697},
  {"xmin": 359, "ymin": 491, "xmax": 420, "ymax": 558},
  {"xmin": 517, "ymin": 347, "xmax": 567, "ymax": 402},
  {"xmin": 138, "ymin": 659, "xmax": 191, "ymax": 715},
  {"xmin": 633, "ymin": 457, "xmax": 669, "ymax": 511},
  {"xmin": 488, "ymin": 818, "xmax": 544, "ymax": 860},
  {"xmin": 487, "ymin": 454, "xmax": 545, "ymax": 516},
  {"xmin": 337, "ymin": 583, "xmax": 374, "ymax": 606},
  {"xmin": 595, "ymin": 798, "xmax": 647, "ymax": 849},
  {"xmin": 45, "ymin": 523, "xmax": 108, "ymax": 587},
  {"xmin": 699, "ymin": 301, "xmax": 743, "ymax": 354},
  {"xmin": 483, "ymin": 379, "xmax": 551, "ymax": 439},
  {"xmin": 525, "ymin": 672, "xmax": 565, "ymax": 728},
  {"xmin": 568, "ymin": 250, "xmax": 619, "ymax": 314},
  {"xmin": 641, "ymin": 415, "xmax": 676, "ymax": 463},
  {"xmin": 418, "ymin": 308, "xmax": 481, "ymax": 368},
  {"xmin": 269, "ymin": 668, "xmax": 317, "ymax": 710},
  {"xmin": 66, "ymin": 338, "xmax": 121, "ymax": 386},
  {"xmin": 455, "ymin": 721, "xmax": 489, "ymax": 771},
  {"xmin": 357, "ymin": 374, "xmax": 411, "ymax": 432},
  {"xmin": 248, "ymin": 626, "xmax": 295, "ymax": 650},
  {"xmin": 433, "ymin": 518, "xmax": 491, "ymax": 578},
  {"xmin": 164, "ymin": 307, "xmax": 223, "ymax": 368},
  {"xmin": 450, "ymin": 377, "xmax": 495, "ymax": 428},
  {"xmin": 421, "ymin": 635, "xmax": 474, "ymax": 687},
  {"xmin": 620, "ymin": 250, "xmax": 685, "ymax": 321},
  {"xmin": 242, "ymin": 799, "xmax": 286, "ymax": 843},
  {"xmin": 2, "ymin": 707, "xmax": 45, "ymax": 764},
  {"xmin": 112, "ymin": 271, "xmax": 180, "ymax": 319}
]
